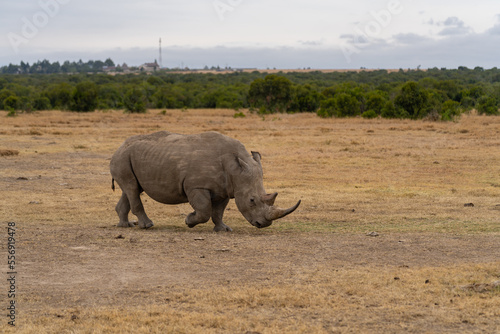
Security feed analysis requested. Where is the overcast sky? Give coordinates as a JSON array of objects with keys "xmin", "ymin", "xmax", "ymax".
[{"xmin": 1, "ymin": 0, "xmax": 500, "ymax": 69}]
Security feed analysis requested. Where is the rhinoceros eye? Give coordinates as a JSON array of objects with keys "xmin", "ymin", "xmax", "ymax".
[{"xmin": 250, "ymin": 198, "xmax": 256, "ymax": 206}]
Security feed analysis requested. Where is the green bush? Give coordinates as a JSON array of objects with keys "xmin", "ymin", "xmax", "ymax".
[
  {"xmin": 365, "ymin": 91, "xmax": 387, "ymax": 116},
  {"xmin": 33, "ymin": 96, "xmax": 51, "ymax": 110},
  {"xmin": 460, "ymin": 96, "xmax": 475, "ymax": 110},
  {"xmin": 381, "ymin": 101, "xmax": 400, "ymax": 119},
  {"xmin": 124, "ymin": 86, "xmax": 147, "ymax": 113},
  {"xmin": 45, "ymin": 83, "xmax": 73, "ymax": 110},
  {"xmin": 248, "ymin": 75, "xmax": 293, "ymax": 113},
  {"xmin": 362, "ymin": 110, "xmax": 378, "ymax": 119},
  {"xmin": 290, "ymin": 84, "xmax": 321, "ymax": 112},
  {"xmin": 152, "ymin": 85, "xmax": 190, "ymax": 109},
  {"xmin": 3, "ymin": 95, "xmax": 20, "ymax": 111},
  {"xmin": 334, "ymin": 93, "xmax": 361, "ymax": 117},
  {"xmin": 477, "ymin": 96, "xmax": 499, "ymax": 115},
  {"xmin": 98, "ymin": 84, "xmax": 123, "ymax": 109},
  {"xmin": 71, "ymin": 81, "xmax": 98, "ymax": 112},
  {"xmin": 317, "ymin": 98, "xmax": 336, "ymax": 118},
  {"xmin": 440, "ymin": 100, "xmax": 461, "ymax": 121},
  {"xmin": 146, "ymin": 75, "xmax": 165, "ymax": 86},
  {"xmin": 394, "ymin": 82, "xmax": 429, "ymax": 119},
  {"xmin": 0, "ymin": 89, "xmax": 15, "ymax": 110}
]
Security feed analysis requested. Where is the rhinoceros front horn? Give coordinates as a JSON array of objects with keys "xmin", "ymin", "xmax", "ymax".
[{"xmin": 266, "ymin": 199, "xmax": 301, "ymax": 221}]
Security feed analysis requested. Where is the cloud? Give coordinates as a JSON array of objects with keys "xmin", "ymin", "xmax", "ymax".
[
  {"xmin": 487, "ymin": 14, "xmax": 500, "ymax": 35},
  {"xmin": 488, "ymin": 25, "xmax": 500, "ymax": 35},
  {"xmin": 438, "ymin": 26, "xmax": 472, "ymax": 36},
  {"xmin": 298, "ymin": 40, "xmax": 324, "ymax": 46},
  {"xmin": 393, "ymin": 33, "xmax": 430, "ymax": 45},
  {"xmin": 339, "ymin": 34, "xmax": 370, "ymax": 46},
  {"xmin": 442, "ymin": 17, "xmax": 465, "ymax": 27},
  {"xmin": 339, "ymin": 33, "xmax": 388, "ymax": 48},
  {"xmin": 428, "ymin": 16, "xmax": 473, "ymax": 36},
  {"xmin": 2, "ymin": 34, "xmax": 500, "ymax": 71},
  {"xmin": 334, "ymin": 13, "xmax": 500, "ymax": 69}
]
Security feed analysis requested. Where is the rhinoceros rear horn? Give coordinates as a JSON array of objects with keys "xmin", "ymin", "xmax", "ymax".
[
  {"xmin": 261, "ymin": 192, "xmax": 278, "ymax": 206},
  {"xmin": 267, "ymin": 200, "xmax": 301, "ymax": 221}
]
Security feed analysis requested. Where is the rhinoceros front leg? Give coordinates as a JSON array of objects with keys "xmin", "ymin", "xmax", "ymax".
[
  {"xmin": 115, "ymin": 192, "xmax": 135, "ymax": 227},
  {"xmin": 185, "ymin": 189, "xmax": 212, "ymax": 228},
  {"xmin": 211, "ymin": 198, "xmax": 232, "ymax": 232}
]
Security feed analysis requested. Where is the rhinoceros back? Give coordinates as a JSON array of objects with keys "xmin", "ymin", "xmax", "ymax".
[{"xmin": 111, "ymin": 131, "xmax": 244, "ymax": 205}]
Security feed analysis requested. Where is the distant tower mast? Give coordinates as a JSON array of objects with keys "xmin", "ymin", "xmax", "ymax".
[{"xmin": 159, "ymin": 37, "xmax": 163, "ymax": 69}]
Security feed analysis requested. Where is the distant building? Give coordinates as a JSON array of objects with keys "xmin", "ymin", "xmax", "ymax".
[
  {"xmin": 103, "ymin": 63, "xmax": 131, "ymax": 73},
  {"xmin": 102, "ymin": 66, "xmax": 116, "ymax": 72},
  {"xmin": 139, "ymin": 60, "xmax": 159, "ymax": 72}
]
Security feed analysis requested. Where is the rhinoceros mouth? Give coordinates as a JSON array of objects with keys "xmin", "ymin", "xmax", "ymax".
[{"xmin": 252, "ymin": 220, "xmax": 272, "ymax": 228}]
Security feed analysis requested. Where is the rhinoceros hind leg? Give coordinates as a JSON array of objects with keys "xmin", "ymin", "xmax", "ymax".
[
  {"xmin": 211, "ymin": 198, "xmax": 232, "ymax": 232},
  {"xmin": 186, "ymin": 189, "xmax": 212, "ymax": 228},
  {"xmin": 121, "ymin": 187, "xmax": 154, "ymax": 229},
  {"xmin": 128, "ymin": 193, "xmax": 154, "ymax": 229},
  {"xmin": 112, "ymin": 168, "xmax": 153, "ymax": 229},
  {"xmin": 116, "ymin": 193, "xmax": 134, "ymax": 227}
]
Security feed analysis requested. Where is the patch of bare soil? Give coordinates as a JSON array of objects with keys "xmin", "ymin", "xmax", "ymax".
[{"xmin": 18, "ymin": 224, "xmax": 500, "ymax": 311}]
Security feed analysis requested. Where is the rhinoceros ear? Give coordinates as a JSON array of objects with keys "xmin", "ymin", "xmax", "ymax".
[
  {"xmin": 227, "ymin": 154, "xmax": 251, "ymax": 175},
  {"xmin": 251, "ymin": 151, "xmax": 261, "ymax": 165},
  {"xmin": 237, "ymin": 156, "xmax": 251, "ymax": 172},
  {"xmin": 225, "ymin": 154, "xmax": 250, "ymax": 176}
]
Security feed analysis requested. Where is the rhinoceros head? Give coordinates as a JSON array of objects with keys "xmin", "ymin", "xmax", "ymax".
[{"xmin": 230, "ymin": 151, "xmax": 301, "ymax": 228}]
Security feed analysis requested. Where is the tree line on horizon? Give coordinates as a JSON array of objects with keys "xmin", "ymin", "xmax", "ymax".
[
  {"xmin": 1, "ymin": 60, "xmax": 500, "ymax": 120},
  {"xmin": 1, "ymin": 59, "xmax": 118, "ymax": 75}
]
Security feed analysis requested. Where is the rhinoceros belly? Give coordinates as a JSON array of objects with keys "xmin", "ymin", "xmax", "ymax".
[{"xmin": 130, "ymin": 147, "xmax": 189, "ymax": 205}]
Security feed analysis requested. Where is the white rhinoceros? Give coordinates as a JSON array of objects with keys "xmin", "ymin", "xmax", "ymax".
[{"xmin": 110, "ymin": 131, "xmax": 301, "ymax": 232}]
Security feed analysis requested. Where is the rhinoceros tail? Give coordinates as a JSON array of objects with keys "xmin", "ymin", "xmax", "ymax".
[{"xmin": 112, "ymin": 178, "xmax": 115, "ymax": 191}]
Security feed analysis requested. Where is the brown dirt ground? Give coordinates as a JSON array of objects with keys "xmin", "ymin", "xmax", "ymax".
[
  {"xmin": 18, "ymin": 227, "xmax": 500, "ymax": 307},
  {"xmin": 1, "ymin": 109, "xmax": 499, "ymax": 333}
]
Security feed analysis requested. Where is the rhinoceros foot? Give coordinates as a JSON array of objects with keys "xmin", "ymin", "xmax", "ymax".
[
  {"xmin": 186, "ymin": 211, "xmax": 211, "ymax": 228},
  {"xmin": 213, "ymin": 223, "xmax": 233, "ymax": 232},
  {"xmin": 138, "ymin": 219, "xmax": 154, "ymax": 229},
  {"xmin": 117, "ymin": 221, "xmax": 135, "ymax": 228}
]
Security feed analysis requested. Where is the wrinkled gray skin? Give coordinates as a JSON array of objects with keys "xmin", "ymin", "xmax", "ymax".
[{"xmin": 109, "ymin": 131, "xmax": 301, "ymax": 232}]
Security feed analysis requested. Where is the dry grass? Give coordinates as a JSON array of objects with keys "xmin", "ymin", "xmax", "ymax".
[
  {"xmin": 0, "ymin": 149, "xmax": 19, "ymax": 156},
  {"xmin": 1, "ymin": 109, "xmax": 499, "ymax": 333},
  {"xmin": 11, "ymin": 263, "xmax": 500, "ymax": 333}
]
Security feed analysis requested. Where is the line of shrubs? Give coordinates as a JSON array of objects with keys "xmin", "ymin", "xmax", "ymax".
[
  {"xmin": 248, "ymin": 74, "xmax": 500, "ymax": 120},
  {"xmin": 1, "ymin": 68, "xmax": 499, "ymax": 120}
]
